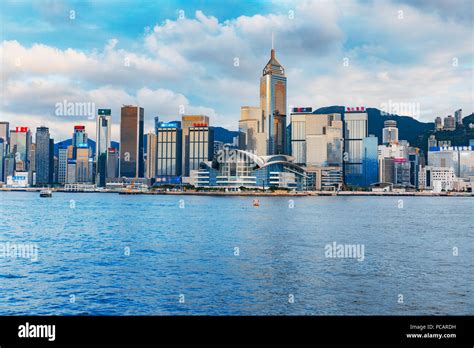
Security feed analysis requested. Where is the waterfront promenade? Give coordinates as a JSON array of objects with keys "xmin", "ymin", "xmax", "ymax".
[{"xmin": 1, "ymin": 187, "xmax": 472, "ymax": 197}]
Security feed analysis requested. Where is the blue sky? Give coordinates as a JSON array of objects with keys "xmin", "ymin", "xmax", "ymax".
[
  {"xmin": 1, "ymin": 0, "xmax": 272, "ymax": 49},
  {"xmin": 1, "ymin": 0, "xmax": 472, "ymax": 141}
]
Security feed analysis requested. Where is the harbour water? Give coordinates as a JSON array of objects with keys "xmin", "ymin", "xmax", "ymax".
[{"xmin": 0, "ymin": 192, "xmax": 472, "ymax": 315}]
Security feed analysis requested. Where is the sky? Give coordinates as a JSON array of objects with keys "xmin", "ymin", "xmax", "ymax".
[{"xmin": 0, "ymin": 0, "xmax": 473, "ymax": 142}]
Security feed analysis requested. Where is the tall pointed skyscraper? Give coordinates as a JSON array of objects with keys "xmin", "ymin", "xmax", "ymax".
[{"xmin": 260, "ymin": 43, "xmax": 287, "ymax": 155}]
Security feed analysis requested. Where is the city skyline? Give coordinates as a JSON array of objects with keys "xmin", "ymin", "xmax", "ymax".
[
  {"xmin": 0, "ymin": 43, "xmax": 471, "ymax": 191},
  {"xmin": 0, "ymin": 1, "xmax": 473, "ymax": 343},
  {"xmin": 1, "ymin": 0, "xmax": 472, "ymax": 141}
]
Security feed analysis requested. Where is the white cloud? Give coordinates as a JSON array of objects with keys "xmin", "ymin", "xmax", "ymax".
[{"xmin": 1, "ymin": 0, "xmax": 472, "ymax": 143}]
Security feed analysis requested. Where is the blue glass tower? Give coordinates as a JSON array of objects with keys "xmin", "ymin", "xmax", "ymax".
[{"xmin": 362, "ymin": 135, "xmax": 379, "ymax": 187}]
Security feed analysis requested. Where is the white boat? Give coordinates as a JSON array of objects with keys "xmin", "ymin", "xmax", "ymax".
[{"xmin": 39, "ymin": 189, "xmax": 52, "ymax": 198}]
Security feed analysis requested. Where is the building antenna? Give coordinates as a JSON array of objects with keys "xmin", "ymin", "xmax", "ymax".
[{"xmin": 271, "ymin": 32, "xmax": 274, "ymax": 50}]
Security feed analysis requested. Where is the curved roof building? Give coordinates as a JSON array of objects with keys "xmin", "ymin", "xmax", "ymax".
[{"xmin": 193, "ymin": 149, "xmax": 307, "ymax": 190}]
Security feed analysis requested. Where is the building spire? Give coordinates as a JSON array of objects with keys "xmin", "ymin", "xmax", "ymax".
[
  {"xmin": 263, "ymin": 32, "xmax": 284, "ymax": 76},
  {"xmin": 271, "ymin": 32, "xmax": 275, "ymax": 58}
]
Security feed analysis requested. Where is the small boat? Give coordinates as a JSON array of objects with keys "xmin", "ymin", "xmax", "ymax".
[
  {"xmin": 252, "ymin": 199, "xmax": 260, "ymax": 207},
  {"xmin": 40, "ymin": 189, "xmax": 52, "ymax": 198}
]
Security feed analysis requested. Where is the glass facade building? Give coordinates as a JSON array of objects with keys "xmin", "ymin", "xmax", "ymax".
[
  {"xmin": 238, "ymin": 106, "xmax": 266, "ymax": 156},
  {"xmin": 35, "ymin": 126, "xmax": 54, "ymax": 185},
  {"xmin": 394, "ymin": 158, "xmax": 411, "ymax": 186},
  {"xmin": 120, "ymin": 106, "xmax": 144, "ymax": 178},
  {"xmin": 260, "ymin": 49, "xmax": 287, "ymax": 155},
  {"xmin": 344, "ymin": 111, "xmax": 368, "ymax": 187},
  {"xmin": 96, "ymin": 109, "xmax": 111, "ymax": 186},
  {"xmin": 58, "ymin": 147, "xmax": 67, "ymax": 184},
  {"xmin": 72, "ymin": 126, "xmax": 87, "ymax": 147},
  {"xmin": 107, "ymin": 148, "xmax": 119, "ymax": 179},
  {"xmin": 145, "ymin": 133, "xmax": 157, "ymax": 178},
  {"xmin": 186, "ymin": 126, "xmax": 214, "ymax": 176},
  {"xmin": 96, "ymin": 109, "xmax": 111, "ymax": 156},
  {"xmin": 194, "ymin": 150, "xmax": 306, "ymax": 190},
  {"xmin": 382, "ymin": 120, "xmax": 399, "ymax": 144},
  {"xmin": 10, "ymin": 127, "xmax": 32, "ymax": 172},
  {"xmin": 290, "ymin": 114, "xmax": 306, "ymax": 165},
  {"xmin": 362, "ymin": 135, "xmax": 379, "ymax": 187},
  {"xmin": 181, "ymin": 115, "xmax": 209, "ymax": 176},
  {"xmin": 0, "ymin": 122, "xmax": 9, "ymax": 145},
  {"xmin": 156, "ymin": 121, "xmax": 183, "ymax": 177},
  {"xmin": 75, "ymin": 146, "xmax": 91, "ymax": 183}
]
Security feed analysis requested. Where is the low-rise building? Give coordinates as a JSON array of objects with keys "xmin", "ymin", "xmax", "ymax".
[
  {"xmin": 418, "ymin": 166, "xmax": 455, "ymax": 192},
  {"xmin": 6, "ymin": 172, "xmax": 29, "ymax": 188},
  {"xmin": 191, "ymin": 149, "xmax": 307, "ymax": 190}
]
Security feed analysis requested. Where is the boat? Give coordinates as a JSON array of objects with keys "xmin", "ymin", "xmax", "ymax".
[
  {"xmin": 40, "ymin": 189, "xmax": 52, "ymax": 198},
  {"xmin": 252, "ymin": 199, "xmax": 260, "ymax": 207},
  {"xmin": 119, "ymin": 179, "xmax": 149, "ymax": 195}
]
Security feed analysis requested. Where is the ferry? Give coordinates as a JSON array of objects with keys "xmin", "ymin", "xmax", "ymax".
[{"xmin": 39, "ymin": 189, "xmax": 52, "ymax": 198}]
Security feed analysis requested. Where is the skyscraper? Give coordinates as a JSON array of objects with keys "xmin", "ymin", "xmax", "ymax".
[
  {"xmin": 408, "ymin": 147, "xmax": 421, "ymax": 188},
  {"xmin": 72, "ymin": 125, "xmax": 88, "ymax": 147},
  {"xmin": 290, "ymin": 109, "xmax": 309, "ymax": 165},
  {"xmin": 35, "ymin": 126, "xmax": 54, "ymax": 185},
  {"xmin": 156, "ymin": 121, "xmax": 183, "ymax": 178},
  {"xmin": 76, "ymin": 146, "xmax": 90, "ymax": 183},
  {"xmin": 455, "ymin": 109, "xmax": 462, "ymax": 125},
  {"xmin": 10, "ymin": 127, "xmax": 32, "ymax": 172},
  {"xmin": 96, "ymin": 109, "xmax": 112, "ymax": 186},
  {"xmin": 187, "ymin": 125, "xmax": 214, "ymax": 176},
  {"xmin": 145, "ymin": 132, "xmax": 157, "ymax": 178},
  {"xmin": 443, "ymin": 115, "xmax": 455, "ymax": 130},
  {"xmin": 107, "ymin": 148, "xmax": 120, "ymax": 179},
  {"xmin": 0, "ymin": 123, "xmax": 7, "ymax": 182},
  {"xmin": 290, "ymin": 110, "xmax": 344, "ymax": 191},
  {"xmin": 394, "ymin": 158, "xmax": 411, "ymax": 186},
  {"xmin": 260, "ymin": 47, "xmax": 287, "ymax": 155},
  {"xmin": 382, "ymin": 120, "xmax": 398, "ymax": 144},
  {"xmin": 379, "ymin": 157, "xmax": 395, "ymax": 184},
  {"xmin": 362, "ymin": 135, "xmax": 379, "ymax": 186},
  {"xmin": 0, "ymin": 122, "xmax": 9, "ymax": 144},
  {"xmin": 27, "ymin": 142, "xmax": 36, "ymax": 186},
  {"xmin": 53, "ymin": 155, "xmax": 59, "ymax": 183},
  {"xmin": 120, "ymin": 105, "xmax": 144, "ymax": 178},
  {"xmin": 154, "ymin": 116, "xmax": 160, "ymax": 135},
  {"xmin": 344, "ymin": 107, "xmax": 368, "ymax": 187},
  {"xmin": 238, "ymin": 106, "xmax": 266, "ymax": 156},
  {"xmin": 181, "ymin": 115, "xmax": 209, "ymax": 176},
  {"xmin": 58, "ymin": 147, "xmax": 68, "ymax": 184},
  {"xmin": 96, "ymin": 109, "xmax": 112, "ymax": 157},
  {"xmin": 0, "ymin": 139, "xmax": 4, "ymax": 182},
  {"xmin": 66, "ymin": 159, "xmax": 76, "ymax": 184}
]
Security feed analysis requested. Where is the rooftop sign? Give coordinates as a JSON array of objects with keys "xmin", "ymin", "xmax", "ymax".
[{"xmin": 345, "ymin": 106, "xmax": 366, "ymax": 112}]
